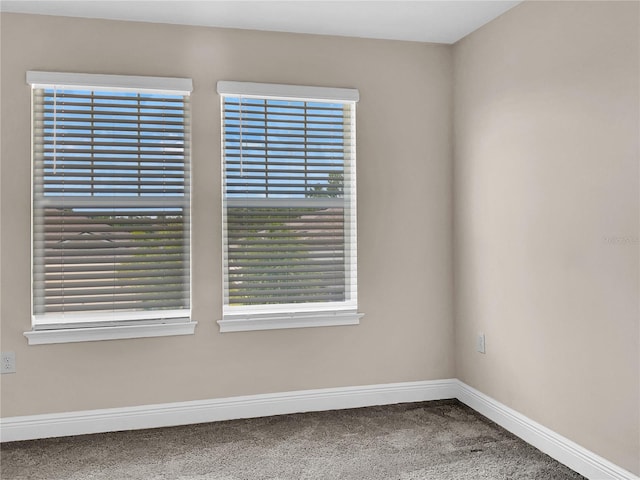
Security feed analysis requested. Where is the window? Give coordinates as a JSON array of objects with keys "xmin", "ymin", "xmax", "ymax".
[
  {"xmin": 217, "ymin": 81, "xmax": 362, "ymax": 332},
  {"xmin": 25, "ymin": 72, "xmax": 195, "ymax": 344}
]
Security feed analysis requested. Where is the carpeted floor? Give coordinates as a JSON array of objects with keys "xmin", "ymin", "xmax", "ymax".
[{"xmin": 1, "ymin": 400, "xmax": 585, "ymax": 480}]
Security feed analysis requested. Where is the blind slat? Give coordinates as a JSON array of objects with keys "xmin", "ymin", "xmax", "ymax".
[
  {"xmin": 44, "ymin": 262, "xmax": 186, "ymax": 274},
  {"xmin": 44, "ymin": 285, "xmax": 188, "ymax": 298},
  {"xmin": 45, "ymin": 271, "xmax": 186, "ymax": 282},
  {"xmin": 45, "ymin": 300, "xmax": 189, "ymax": 313},
  {"xmin": 45, "ymin": 293, "xmax": 185, "ymax": 306},
  {"xmin": 229, "ymin": 294, "xmax": 346, "ymax": 305}
]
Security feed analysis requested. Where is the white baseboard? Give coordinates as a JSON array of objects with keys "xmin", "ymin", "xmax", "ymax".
[
  {"xmin": 455, "ymin": 381, "xmax": 639, "ymax": 480},
  {"xmin": 0, "ymin": 379, "xmax": 457, "ymax": 443},
  {"xmin": 1, "ymin": 379, "xmax": 637, "ymax": 480}
]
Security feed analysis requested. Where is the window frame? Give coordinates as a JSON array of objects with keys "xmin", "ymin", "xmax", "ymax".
[
  {"xmin": 217, "ymin": 81, "xmax": 363, "ymax": 333},
  {"xmin": 25, "ymin": 71, "xmax": 196, "ymax": 345}
]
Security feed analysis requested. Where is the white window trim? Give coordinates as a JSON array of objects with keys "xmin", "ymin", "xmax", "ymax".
[
  {"xmin": 216, "ymin": 81, "xmax": 359, "ymax": 102},
  {"xmin": 26, "ymin": 71, "xmax": 194, "ymax": 345},
  {"xmin": 24, "ymin": 320, "xmax": 197, "ymax": 345},
  {"xmin": 217, "ymin": 81, "xmax": 363, "ymax": 333},
  {"xmin": 218, "ymin": 310, "xmax": 363, "ymax": 333},
  {"xmin": 32, "ymin": 309, "xmax": 192, "ymax": 330},
  {"xmin": 26, "ymin": 71, "xmax": 193, "ymax": 94}
]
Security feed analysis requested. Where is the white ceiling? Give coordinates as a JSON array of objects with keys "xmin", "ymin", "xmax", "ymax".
[{"xmin": 0, "ymin": 0, "xmax": 522, "ymax": 44}]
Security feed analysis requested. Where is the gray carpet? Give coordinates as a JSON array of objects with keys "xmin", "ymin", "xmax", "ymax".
[{"xmin": 1, "ymin": 400, "xmax": 585, "ymax": 480}]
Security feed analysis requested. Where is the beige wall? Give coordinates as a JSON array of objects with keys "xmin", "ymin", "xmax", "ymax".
[
  {"xmin": 0, "ymin": 14, "xmax": 454, "ymax": 416},
  {"xmin": 453, "ymin": 1, "xmax": 639, "ymax": 474}
]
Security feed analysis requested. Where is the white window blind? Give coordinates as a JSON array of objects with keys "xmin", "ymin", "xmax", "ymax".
[
  {"xmin": 29, "ymin": 72, "xmax": 192, "ymax": 329},
  {"xmin": 218, "ymin": 81, "xmax": 359, "ymax": 324}
]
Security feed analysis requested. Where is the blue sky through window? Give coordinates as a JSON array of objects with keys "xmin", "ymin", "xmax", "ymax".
[
  {"xmin": 41, "ymin": 88, "xmax": 187, "ymax": 198},
  {"xmin": 223, "ymin": 97, "xmax": 347, "ymax": 199}
]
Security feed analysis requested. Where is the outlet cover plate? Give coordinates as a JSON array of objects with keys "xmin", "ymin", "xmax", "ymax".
[{"xmin": 1, "ymin": 351, "xmax": 16, "ymax": 374}]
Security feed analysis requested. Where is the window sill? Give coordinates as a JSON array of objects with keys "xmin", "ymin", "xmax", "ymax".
[
  {"xmin": 24, "ymin": 321, "xmax": 197, "ymax": 345},
  {"xmin": 217, "ymin": 311, "xmax": 364, "ymax": 333}
]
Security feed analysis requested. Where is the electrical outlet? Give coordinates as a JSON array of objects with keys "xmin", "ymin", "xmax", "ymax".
[
  {"xmin": 476, "ymin": 333, "xmax": 486, "ymax": 354},
  {"xmin": 1, "ymin": 351, "xmax": 16, "ymax": 374}
]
